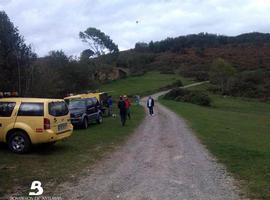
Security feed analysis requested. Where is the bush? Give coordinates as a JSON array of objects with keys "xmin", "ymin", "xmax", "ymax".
[
  {"xmin": 167, "ymin": 80, "xmax": 183, "ymax": 88},
  {"xmin": 209, "ymin": 69, "xmax": 270, "ymax": 100},
  {"xmin": 175, "ymin": 96, "xmax": 183, "ymax": 101},
  {"xmin": 207, "ymin": 85, "xmax": 221, "ymax": 94},
  {"xmin": 229, "ymin": 70, "xmax": 270, "ymax": 99},
  {"xmin": 194, "ymin": 71, "xmax": 209, "ymax": 81},
  {"xmin": 164, "ymin": 88, "xmax": 211, "ymax": 106},
  {"xmin": 164, "ymin": 88, "xmax": 188, "ymax": 100},
  {"xmin": 188, "ymin": 91, "xmax": 211, "ymax": 106}
]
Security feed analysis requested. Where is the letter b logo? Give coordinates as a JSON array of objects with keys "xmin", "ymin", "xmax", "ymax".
[{"xmin": 29, "ymin": 181, "xmax": 43, "ymax": 196}]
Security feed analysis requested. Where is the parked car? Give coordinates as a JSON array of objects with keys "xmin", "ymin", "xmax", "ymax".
[
  {"xmin": 68, "ymin": 97, "xmax": 103, "ymax": 129},
  {"xmin": 64, "ymin": 92, "xmax": 109, "ymax": 115},
  {"xmin": 0, "ymin": 98, "xmax": 73, "ymax": 153}
]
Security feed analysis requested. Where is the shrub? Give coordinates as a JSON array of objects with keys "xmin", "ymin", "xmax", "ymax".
[
  {"xmin": 207, "ymin": 85, "xmax": 221, "ymax": 94},
  {"xmin": 167, "ymin": 80, "xmax": 183, "ymax": 88},
  {"xmin": 188, "ymin": 91, "xmax": 211, "ymax": 106},
  {"xmin": 164, "ymin": 88, "xmax": 211, "ymax": 106},
  {"xmin": 164, "ymin": 88, "xmax": 189, "ymax": 100},
  {"xmin": 194, "ymin": 71, "xmax": 209, "ymax": 81},
  {"xmin": 209, "ymin": 69, "xmax": 270, "ymax": 99},
  {"xmin": 175, "ymin": 96, "xmax": 183, "ymax": 101},
  {"xmin": 229, "ymin": 70, "xmax": 270, "ymax": 99}
]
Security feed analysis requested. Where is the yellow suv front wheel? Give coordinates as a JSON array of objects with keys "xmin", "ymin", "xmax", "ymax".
[{"xmin": 7, "ymin": 131, "xmax": 31, "ymax": 153}]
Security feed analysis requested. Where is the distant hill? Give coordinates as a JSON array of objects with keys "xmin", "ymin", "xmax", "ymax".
[
  {"xmin": 97, "ymin": 32, "xmax": 270, "ymax": 99},
  {"xmin": 115, "ymin": 32, "xmax": 270, "ymax": 72}
]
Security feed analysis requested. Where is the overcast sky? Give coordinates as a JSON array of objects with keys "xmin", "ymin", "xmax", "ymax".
[{"xmin": 1, "ymin": 0, "xmax": 270, "ymax": 57}]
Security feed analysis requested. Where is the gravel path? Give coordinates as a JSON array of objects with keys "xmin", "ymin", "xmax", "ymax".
[{"xmin": 58, "ymin": 83, "xmax": 240, "ymax": 200}]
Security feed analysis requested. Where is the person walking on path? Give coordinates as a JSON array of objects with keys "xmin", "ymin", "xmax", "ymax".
[
  {"xmin": 147, "ymin": 96, "xmax": 155, "ymax": 116},
  {"xmin": 118, "ymin": 96, "xmax": 127, "ymax": 126},
  {"xmin": 107, "ymin": 96, "xmax": 113, "ymax": 116},
  {"xmin": 124, "ymin": 95, "xmax": 131, "ymax": 120}
]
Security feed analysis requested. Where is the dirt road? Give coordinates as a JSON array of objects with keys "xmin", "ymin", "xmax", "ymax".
[{"xmin": 59, "ymin": 83, "xmax": 239, "ymax": 200}]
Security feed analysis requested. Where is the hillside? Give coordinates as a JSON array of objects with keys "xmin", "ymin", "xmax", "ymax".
[
  {"xmin": 114, "ymin": 33, "xmax": 270, "ymax": 72},
  {"xmin": 151, "ymin": 43, "xmax": 270, "ymax": 71},
  {"xmin": 97, "ymin": 32, "xmax": 270, "ymax": 99}
]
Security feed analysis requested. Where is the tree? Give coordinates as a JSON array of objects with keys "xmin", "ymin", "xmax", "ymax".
[
  {"xmin": 46, "ymin": 50, "xmax": 69, "ymax": 69},
  {"xmin": 79, "ymin": 27, "xmax": 119, "ymax": 57},
  {"xmin": 31, "ymin": 50, "xmax": 98, "ymax": 98},
  {"xmin": 209, "ymin": 58, "xmax": 236, "ymax": 94},
  {"xmin": 134, "ymin": 42, "xmax": 148, "ymax": 52},
  {"xmin": 30, "ymin": 50, "xmax": 68, "ymax": 97},
  {"xmin": 80, "ymin": 49, "xmax": 94, "ymax": 61},
  {"xmin": 0, "ymin": 11, "xmax": 36, "ymax": 95}
]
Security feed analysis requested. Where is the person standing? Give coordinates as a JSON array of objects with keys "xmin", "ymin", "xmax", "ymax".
[
  {"xmin": 107, "ymin": 96, "xmax": 113, "ymax": 116},
  {"xmin": 147, "ymin": 96, "xmax": 155, "ymax": 116},
  {"xmin": 124, "ymin": 95, "xmax": 131, "ymax": 120},
  {"xmin": 134, "ymin": 95, "xmax": 140, "ymax": 105},
  {"xmin": 118, "ymin": 96, "xmax": 127, "ymax": 126}
]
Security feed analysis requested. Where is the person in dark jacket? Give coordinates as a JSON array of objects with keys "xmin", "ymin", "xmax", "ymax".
[
  {"xmin": 146, "ymin": 96, "xmax": 155, "ymax": 116},
  {"xmin": 118, "ymin": 96, "xmax": 127, "ymax": 126}
]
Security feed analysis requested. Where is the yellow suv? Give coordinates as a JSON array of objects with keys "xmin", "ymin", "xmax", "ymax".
[{"xmin": 0, "ymin": 98, "xmax": 73, "ymax": 153}]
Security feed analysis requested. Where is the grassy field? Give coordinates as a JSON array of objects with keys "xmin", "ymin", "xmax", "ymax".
[
  {"xmin": 160, "ymin": 87, "xmax": 270, "ymax": 199},
  {"xmin": 100, "ymin": 71, "xmax": 193, "ymax": 98}
]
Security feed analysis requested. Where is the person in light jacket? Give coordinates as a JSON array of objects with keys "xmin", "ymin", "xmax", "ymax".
[{"xmin": 146, "ymin": 96, "xmax": 155, "ymax": 116}]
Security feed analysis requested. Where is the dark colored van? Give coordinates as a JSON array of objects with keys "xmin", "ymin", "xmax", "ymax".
[{"xmin": 68, "ymin": 97, "xmax": 103, "ymax": 129}]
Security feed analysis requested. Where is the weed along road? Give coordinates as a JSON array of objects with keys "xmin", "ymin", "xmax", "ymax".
[{"xmin": 59, "ymin": 83, "xmax": 239, "ymax": 200}]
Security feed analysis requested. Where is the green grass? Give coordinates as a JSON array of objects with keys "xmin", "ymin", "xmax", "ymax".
[
  {"xmin": 100, "ymin": 71, "xmax": 193, "ymax": 98},
  {"xmin": 0, "ymin": 106, "xmax": 144, "ymax": 197},
  {"xmin": 160, "ymin": 91, "xmax": 270, "ymax": 199}
]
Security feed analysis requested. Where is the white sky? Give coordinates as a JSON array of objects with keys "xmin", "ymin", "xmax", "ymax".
[{"xmin": 1, "ymin": 0, "xmax": 270, "ymax": 57}]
